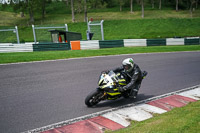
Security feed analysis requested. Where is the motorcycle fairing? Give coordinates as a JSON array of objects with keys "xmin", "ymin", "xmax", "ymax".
[{"xmin": 98, "ymin": 71, "xmax": 127, "ymax": 98}]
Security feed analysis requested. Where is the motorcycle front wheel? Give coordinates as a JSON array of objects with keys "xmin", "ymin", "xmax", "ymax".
[{"xmin": 85, "ymin": 89, "xmax": 104, "ymax": 107}]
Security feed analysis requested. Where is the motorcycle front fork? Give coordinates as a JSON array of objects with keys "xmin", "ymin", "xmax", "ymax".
[{"xmin": 101, "ymin": 92, "xmax": 107, "ymax": 100}]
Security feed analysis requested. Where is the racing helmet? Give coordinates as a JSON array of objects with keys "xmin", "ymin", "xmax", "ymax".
[{"xmin": 122, "ymin": 58, "xmax": 134, "ymax": 72}]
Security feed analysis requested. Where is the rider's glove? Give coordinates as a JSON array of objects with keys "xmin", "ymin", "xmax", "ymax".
[{"xmin": 119, "ymin": 87, "xmax": 126, "ymax": 92}]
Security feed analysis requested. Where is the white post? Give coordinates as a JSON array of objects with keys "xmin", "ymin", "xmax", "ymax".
[
  {"xmin": 65, "ymin": 24, "xmax": 68, "ymax": 31},
  {"xmin": 88, "ymin": 21, "xmax": 91, "ymax": 32},
  {"xmin": 32, "ymin": 25, "xmax": 37, "ymax": 44},
  {"xmin": 101, "ymin": 20, "xmax": 104, "ymax": 40},
  {"xmin": 15, "ymin": 26, "xmax": 20, "ymax": 44}
]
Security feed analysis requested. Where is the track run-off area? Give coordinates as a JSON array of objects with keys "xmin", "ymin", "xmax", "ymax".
[{"xmin": 0, "ymin": 51, "xmax": 200, "ymax": 133}]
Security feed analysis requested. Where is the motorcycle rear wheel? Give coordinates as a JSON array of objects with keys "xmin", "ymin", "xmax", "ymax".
[{"xmin": 85, "ymin": 89, "xmax": 103, "ymax": 107}]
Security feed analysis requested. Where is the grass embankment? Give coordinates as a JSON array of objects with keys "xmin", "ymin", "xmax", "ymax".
[
  {"xmin": 10, "ymin": 18, "xmax": 199, "ymax": 42},
  {"xmin": 107, "ymin": 101, "xmax": 200, "ymax": 133},
  {"xmin": 1, "ymin": 2, "xmax": 200, "ymax": 25},
  {"xmin": 8, "ymin": 18, "xmax": 198, "ymax": 42},
  {"xmin": 0, "ymin": 45, "xmax": 200, "ymax": 64},
  {"xmin": 0, "ymin": 3, "xmax": 200, "ymax": 42},
  {"xmin": 0, "ymin": 17, "xmax": 200, "ymax": 42},
  {"xmin": 1, "ymin": 15, "xmax": 200, "ymax": 42}
]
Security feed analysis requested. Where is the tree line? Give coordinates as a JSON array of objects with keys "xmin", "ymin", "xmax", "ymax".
[{"xmin": 1, "ymin": 0, "xmax": 199, "ymax": 23}]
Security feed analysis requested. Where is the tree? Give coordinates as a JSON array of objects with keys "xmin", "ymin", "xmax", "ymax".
[
  {"xmin": 119, "ymin": 0, "xmax": 125, "ymax": 11},
  {"xmin": 176, "ymin": 0, "xmax": 179, "ymax": 11},
  {"xmin": 27, "ymin": 0, "xmax": 35, "ymax": 23},
  {"xmin": 71, "ymin": 0, "xmax": 75, "ymax": 22},
  {"xmin": 196, "ymin": 0, "xmax": 199, "ymax": 8},
  {"xmin": 130, "ymin": 0, "xmax": 133, "ymax": 13},
  {"xmin": 65, "ymin": 0, "xmax": 69, "ymax": 6},
  {"xmin": 151, "ymin": 0, "xmax": 155, "ymax": 9},
  {"xmin": 141, "ymin": 0, "xmax": 144, "ymax": 18},
  {"xmin": 159, "ymin": 0, "xmax": 162, "ymax": 10},
  {"xmin": 89, "ymin": 0, "xmax": 101, "ymax": 8},
  {"xmin": 11, "ymin": 1, "xmax": 26, "ymax": 17},
  {"xmin": 76, "ymin": 0, "xmax": 82, "ymax": 13},
  {"xmin": 27, "ymin": 0, "xmax": 46, "ymax": 23},
  {"xmin": 10, "ymin": 0, "xmax": 46, "ymax": 24},
  {"xmin": 84, "ymin": 0, "xmax": 87, "ymax": 22},
  {"xmin": 41, "ymin": 0, "xmax": 47, "ymax": 19},
  {"xmin": 190, "ymin": 0, "xmax": 196, "ymax": 17}
]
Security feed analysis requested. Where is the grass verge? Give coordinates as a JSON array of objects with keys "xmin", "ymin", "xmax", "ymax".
[
  {"xmin": 0, "ymin": 9, "xmax": 200, "ymax": 42},
  {"xmin": 0, "ymin": 18, "xmax": 199, "ymax": 42},
  {"xmin": 107, "ymin": 100, "xmax": 200, "ymax": 133},
  {"xmin": 0, "ymin": 45, "xmax": 200, "ymax": 64}
]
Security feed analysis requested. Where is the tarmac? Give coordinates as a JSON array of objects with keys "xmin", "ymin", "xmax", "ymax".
[{"xmin": 27, "ymin": 85, "xmax": 200, "ymax": 133}]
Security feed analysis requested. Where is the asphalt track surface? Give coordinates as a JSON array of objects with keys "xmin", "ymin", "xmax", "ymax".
[{"xmin": 0, "ymin": 51, "xmax": 200, "ymax": 133}]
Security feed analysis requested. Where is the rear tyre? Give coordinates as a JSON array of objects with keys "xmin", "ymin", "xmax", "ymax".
[
  {"xmin": 85, "ymin": 89, "xmax": 103, "ymax": 107},
  {"xmin": 123, "ymin": 90, "xmax": 130, "ymax": 99}
]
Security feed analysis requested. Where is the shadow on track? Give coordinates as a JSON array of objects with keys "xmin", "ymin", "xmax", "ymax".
[{"xmin": 90, "ymin": 93, "xmax": 155, "ymax": 108}]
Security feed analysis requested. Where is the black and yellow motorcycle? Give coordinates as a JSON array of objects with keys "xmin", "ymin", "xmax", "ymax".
[{"xmin": 85, "ymin": 70, "xmax": 147, "ymax": 107}]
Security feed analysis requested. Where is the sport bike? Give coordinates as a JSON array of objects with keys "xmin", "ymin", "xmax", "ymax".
[{"xmin": 85, "ymin": 70, "xmax": 147, "ymax": 107}]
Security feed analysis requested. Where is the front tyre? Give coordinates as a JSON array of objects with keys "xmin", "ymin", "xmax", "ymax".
[{"xmin": 85, "ymin": 89, "xmax": 103, "ymax": 107}]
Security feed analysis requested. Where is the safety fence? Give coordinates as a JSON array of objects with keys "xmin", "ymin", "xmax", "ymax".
[
  {"xmin": 0, "ymin": 37, "xmax": 199, "ymax": 53},
  {"xmin": 0, "ymin": 26, "xmax": 20, "ymax": 44},
  {"xmin": 87, "ymin": 20, "xmax": 104, "ymax": 40},
  {"xmin": 32, "ymin": 24, "xmax": 68, "ymax": 44}
]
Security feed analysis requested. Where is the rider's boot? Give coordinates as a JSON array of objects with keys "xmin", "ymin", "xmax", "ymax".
[
  {"xmin": 130, "ymin": 89, "xmax": 138, "ymax": 98},
  {"xmin": 130, "ymin": 84, "xmax": 141, "ymax": 98}
]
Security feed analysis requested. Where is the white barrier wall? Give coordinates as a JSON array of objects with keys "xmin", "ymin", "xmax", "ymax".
[
  {"xmin": 166, "ymin": 38, "xmax": 184, "ymax": 46},
  {"xmin": 80, "ymin": 40, "xmax": 100, "ymax": 50},
  {"xmin": 0, "ymin": 37, "xmax": 199, "ymax": 52},
  {"xmin": 0, "ymin": 43, "xmax": 33, "ymax": 53},
  {"xmin": 124, "ymin": 39, "xmax": 147, "ymax": 47}
]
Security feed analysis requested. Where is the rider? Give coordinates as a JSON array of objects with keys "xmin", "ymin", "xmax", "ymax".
[{"xmin": 109, "ymin": 58, "xmax": 143, "ymax": 98}]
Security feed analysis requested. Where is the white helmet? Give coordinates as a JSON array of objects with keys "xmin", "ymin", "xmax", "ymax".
[{"xmin": 122, "ymin": 58, "xmax": 134, "ymax": 72}]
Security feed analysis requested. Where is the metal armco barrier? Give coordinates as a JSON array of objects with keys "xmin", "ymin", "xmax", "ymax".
[
  {"xmin": 147, "ymin": 39, "xmax": 166, "ymax": 46},
  {"xmin": 0, "ymin": 43, "xmax": 33, "ymax": 53},
  {"xmin": 80, "ymin": 40, "xmax": 99, "ymax": 50},
  {"xmin": 33, "ymin": 43, "xmax": 70, "ymax": 51},
  {"xmin": 184, "ymin": 37, "xmax": 200, "ymax": 45},
  {"xmin": 166, "ymin": 38, "xmax": 184, "ymax": 46},
  {"xmin": 124, "ymin": 39, "xmax": 147, "ymax": 47},
  {"xmin": 0, "ymin": 37, "xmax": 199, "ymax": 53},
  {"xmin": 99, "ymin": 40, "xmax": 124, "ymax": 48}
]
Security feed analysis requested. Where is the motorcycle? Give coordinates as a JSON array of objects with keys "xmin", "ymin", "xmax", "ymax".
[{"xmin": 85, "ymin": 70, "xmax": 147, "ymax": 107}]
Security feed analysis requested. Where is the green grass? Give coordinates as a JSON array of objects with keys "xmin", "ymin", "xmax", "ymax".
[
  {"xmin": 104, "ymin": 18, "xmax": 200, "ymax": 40},
  {"xmin": 0, "ymin": 4, "xmax": 200, "ymax": 42},
  {"xmin": 1, "ymin": 7, "xmax": 199, "ymax": 26},
  {"xmin": 107, "ymin": 101, "xmax": 200, "ymax": 133},
  {"xmin": 1, "ymin": 17, "xmax": 200, "ymax": 42},
  {"xmin": 0, "ymin": 11, "xmax": 27, "ymax": 26},
  {"xmin": 0, "ymin": 3, "xmax": 200, "ymax": 49},
  {"xmin": 0, "ymin": 45, "xmax": 200, "ymax": 64}
]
